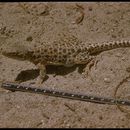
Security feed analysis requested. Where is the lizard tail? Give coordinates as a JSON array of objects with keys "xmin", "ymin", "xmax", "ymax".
[{"xmin": 87, "ymin": 40, "xmax": 130, "ymax": 55}]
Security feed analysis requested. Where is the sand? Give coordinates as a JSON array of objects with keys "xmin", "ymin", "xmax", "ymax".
[{"xmin": 0, "ymin": 2, "xmax": 130, "ymax": 128}]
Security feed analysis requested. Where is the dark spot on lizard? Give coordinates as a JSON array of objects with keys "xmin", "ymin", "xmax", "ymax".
[
  {"xmin": 63, "ymin": 55, "xmax": 67, "ymax": 59},
  {"xmin": 54, "ymin": 48, "xmax": 57, "ymax": 52},
  {"xmin": 77, "ymin": 48, "xmax": 81, "ymax": 53},
  {"xmin": 71, "ymin": 49, "xmax": 75, "ymax": 53},
  {"xmin": 44, "ymin": 49, "xmax": 47, "ymax": 52},
  {"xmin": 63, "ymin": 49, "xmax": 66, "ymax": 53}
]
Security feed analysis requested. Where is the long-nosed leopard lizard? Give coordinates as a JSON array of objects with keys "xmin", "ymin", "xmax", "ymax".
[{"xmin": 1, "ymin": 35, "xmax": 130, "ymax": 85}]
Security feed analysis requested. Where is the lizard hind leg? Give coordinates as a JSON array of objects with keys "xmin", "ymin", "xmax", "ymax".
[
  {"xmin": 36, "ymin": 63, "xmax": 46, "ymax": 86},
  {"xmin": 74, "ymin": 52, "xmax": 96, "ymax": 78},
  {"xmin": 82, "ymin": 56, "xmax": 97, "ymax": 78}
]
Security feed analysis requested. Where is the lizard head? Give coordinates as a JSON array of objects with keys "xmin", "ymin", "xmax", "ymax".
[{"xmin": 1, "ymin": 42, "xmax": 32, "ymax": 61}]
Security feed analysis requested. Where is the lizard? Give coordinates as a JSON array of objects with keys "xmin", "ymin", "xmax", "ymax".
[{"xmin": 1, "ymin": 34, "xmax": 130, "ymax": 85}]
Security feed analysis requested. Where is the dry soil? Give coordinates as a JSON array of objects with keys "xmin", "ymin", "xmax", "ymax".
[{"xmin": 1, "ymin": 2, "xmax": 130, "ymax": 128}]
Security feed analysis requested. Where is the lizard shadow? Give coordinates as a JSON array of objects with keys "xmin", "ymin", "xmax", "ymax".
[{"xmin": 15, "ymin": 64, "xmax": 86, "ymax": 82}]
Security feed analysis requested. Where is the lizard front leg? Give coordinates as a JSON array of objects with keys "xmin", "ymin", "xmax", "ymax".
[{"xmin": 36, "ymin": 63, "xmax": 46, "ymax": 85}]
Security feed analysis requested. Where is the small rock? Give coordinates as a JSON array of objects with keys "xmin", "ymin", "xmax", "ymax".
[
  {"xmin": 104, "ymin": 77, "xmax": 111, "ymax": 83},
  {"xmin": 116, "ymin": 53, "xmax": 122, "ymax": 57},
  {"xmin": 71, "ymin": 21, "xmax": 76, "ymax": 24},
  {"xmin": 66, "ymin": 123, "xmax": 71, "ymax": 128},
  {"xmin": 16, "ymin": 105, "xmax": 20, "ymax": 109},
  {"xmin": 121, "ymin": 57, "xmax": 125, "ymax": 60},
  {"xmin": 41, "ymin": 120, "xmax": 45, "ymax": 125},
  {"xmin": 111, "ymin": 29, "xmax": 114, "ymax": 32}
]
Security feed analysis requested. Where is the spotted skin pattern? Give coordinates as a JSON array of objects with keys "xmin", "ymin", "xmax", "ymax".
[
  {"xmin": 1, "ymin": 34, "xmax": 130, "ymax": 84},
  {"xmin": 32, "ymin": 37, "xmax": 90, "ymax": 66}
]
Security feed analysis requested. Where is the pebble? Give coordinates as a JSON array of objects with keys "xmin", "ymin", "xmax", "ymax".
[
  {"xmin": 66, "ymin": 123, "xmax": 71, "ymax": 128},
  {"xmin": 116, "ymin": 53, "xmax": 122, "ymax": 57},
  {"xmin": 16, "ymin": 105, "xmax": 20, "ymax": 109},
  {"xmin": 121, "ymin": 57, "xmax": 125, "ymax": 60},
  {"xmin": 41, "ymin": 120, "xmax": 45, "ymax": 125},
  {"xmin": 104, "ymin": 77, "xmax": 111, "ymax": 83}
]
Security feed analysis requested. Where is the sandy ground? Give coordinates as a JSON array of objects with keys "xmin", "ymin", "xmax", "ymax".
[{"xmin": 1, "ymin": 2, "xmax": 130, "ymax": 128}]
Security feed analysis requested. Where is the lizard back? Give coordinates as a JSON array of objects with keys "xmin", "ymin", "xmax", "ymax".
[{"xmin": 31, "ymin": 36, "xmax": 88, "ymax": 66}]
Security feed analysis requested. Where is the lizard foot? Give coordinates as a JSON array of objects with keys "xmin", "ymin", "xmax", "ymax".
[{"xmin": 82, "ymin": 56, "xmax": 98, "ymax": 78}]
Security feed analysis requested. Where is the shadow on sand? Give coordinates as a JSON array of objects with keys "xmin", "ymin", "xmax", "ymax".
[{"xmin": 15, "ymin": 64, "xmax": 86, "ymax": 82}]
